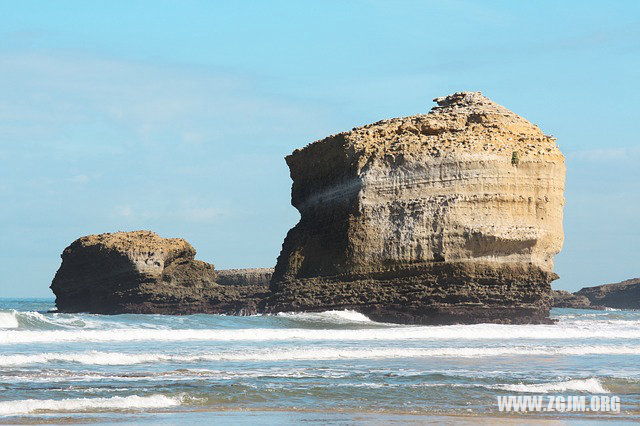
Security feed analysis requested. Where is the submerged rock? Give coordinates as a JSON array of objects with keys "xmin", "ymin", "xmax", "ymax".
[
  {"xmin": 575, "ymin": 278, "xmax": 640, "ymax": 309},
  {"xmin": 50, "ymin": 231, "xmax": 268, "ymax": 314},
  {"xmin": 269, "ymin": 92, "xmax": 565, "ymax": 324}
]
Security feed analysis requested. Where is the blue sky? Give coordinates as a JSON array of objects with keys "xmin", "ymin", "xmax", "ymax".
[{"xmin": 0, "ymin": 0, "xmax": 638, "ymax": 297}]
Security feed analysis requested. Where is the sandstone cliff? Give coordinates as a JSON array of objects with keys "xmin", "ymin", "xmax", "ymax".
[
  {"xmin": 51, "ymin": 231, "xmax": 268, "ymax": 314},
  {"xmin": 269, "ymin": 92, "xmax": 565, "ymax": 324}
]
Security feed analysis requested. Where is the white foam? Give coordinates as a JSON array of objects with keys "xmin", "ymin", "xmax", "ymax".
[
  {"xmin": 0, "ymin": 352, "xmax": 164, "ymax": 366},
  {"xmin": 5, "ymin": 320, "xmax": 640, "ymax": 344},
  {"xmin": 17, "ymin": 311, "xmax": 102, "ymax": 329},
  {"xmin": 0, "ymin": 310, "xmax": 85, "ymax": 330},
  {"xmin": 277, "ymin": 310, "xmax": 374, "ymax": 323},
  {"xmin": 0, "ymin": 312, "xmax": 18, "ymax": 329},
  {"xmin": 0, "ymin": 393, "xmax": 185, "ymax": 416},
  {"xmin": 2, "ymin": 345, "xmax": 639, "ymax": 366},
  {"xmin": 499, "ymin": 378, "xmax": 608, "ymax": 394},
  {"xmin": 2, "ymin": 367, "xmax": 353, "ymax": 383}
]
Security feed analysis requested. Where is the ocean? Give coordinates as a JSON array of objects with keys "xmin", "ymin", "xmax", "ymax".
[{"xmin": 1, "ymin": 298, "xmax": 639, "ymax": 424}]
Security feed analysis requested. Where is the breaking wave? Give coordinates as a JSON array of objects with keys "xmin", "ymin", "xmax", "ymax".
[
  {"xmin": 0, "ymin": 312, "xmax": 18, "ymax": 329},
  {"xmin": 2, "ymin": 301, "xmax": 640, "ymax": 419},
  {"xmin": 276, "ymin": 310, "xmax": 376, "ymax": 324},
  {"xmin": 2, "ymin": 346, "xmax": 639, "ymax": 366},
  {"xmin": 0, "ymin": 393, "xmax": 189, "ymax": 416},
  {"xmin": 5, "ymin": 320, "xmax": 640, "ymax": 344},
  {"xmin": 0, "ymin": 309, "xmax": 95, "ymax": 331},
  {"xmin": 498, "ymin": 378, "xmax": 609, "ymax": 394}
]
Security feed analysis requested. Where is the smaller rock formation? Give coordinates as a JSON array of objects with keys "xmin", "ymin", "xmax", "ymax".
[
  {"xmin": 551, "ymin": 290, "xmax": 594, "ymax": 309},
  {"xmin": 575, "ymin": 278, "xmax": 640, "ymax": 310},
  {"xmin": 216, "ymin": 268, "xmax": 274, "ymax": 286},
  {"xmin": 50, "ymin": 231, "xmax": 268, "ymax": 314}
]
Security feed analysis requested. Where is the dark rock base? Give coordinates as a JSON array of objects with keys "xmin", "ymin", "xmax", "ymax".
[
  {"xmin": 266, "ymin": 262, "xmax": 555, "ymax": 325},
  {"xmin": 53, "ymin": 282, "xmax": 269, "ymax": 316}
]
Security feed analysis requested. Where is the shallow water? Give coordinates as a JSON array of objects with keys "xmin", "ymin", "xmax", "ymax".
[{"xmin": 1, "ymin": 299, "xmax": 639, "ymax": 423}]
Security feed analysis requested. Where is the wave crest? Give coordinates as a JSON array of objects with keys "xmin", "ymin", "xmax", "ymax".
[
  {"xmin": 0, "ymin": 311, "xmax": 18, "ymax": 329},
  {"xmin": 499, "ymin": 378, "xmax": 608, "ymax": 394},
  {"xmin": 6, "ymin": 321, "xmax": 640, "ymax": 344},
  {"xmin": 2, "ymin": 346, "xmax": 639, "ymax": 366},
  {"xmin": 277, "ymin": 310, "xmax": 374, "ymax": 324},
  {"xmin": 0, "ymin": 310, "xmax": 93, "ymax": 331},
  {"xmin": 0, "ymin": 393, "xmax": 188, "ymax": 416}
]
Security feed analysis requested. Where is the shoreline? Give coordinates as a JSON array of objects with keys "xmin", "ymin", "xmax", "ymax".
[{"xmin": 3, "ymin": 406, "xmax": 637, "ymax": 425}]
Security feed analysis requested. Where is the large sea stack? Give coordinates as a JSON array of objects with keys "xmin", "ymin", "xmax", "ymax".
[
  {"xmin": 51, "ymin": 231, "xmax": 268, "ymax": 314},
  {"xmin": 269, "ymin": 92, "xmax": 565, "ymax": 324}
]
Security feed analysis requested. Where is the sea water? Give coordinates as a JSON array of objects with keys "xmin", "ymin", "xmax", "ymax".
[{"xmin": 1, "ymin": 298, "xmax": 639, "ymax": 423}]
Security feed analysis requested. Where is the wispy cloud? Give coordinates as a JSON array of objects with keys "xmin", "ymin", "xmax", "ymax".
[
  {"xmin": 112, "ymin": 199, "xmax": 227, "ymax": 224},
  {"xmin": 175, "ymin": 206, "xmax": 226, "ymax": 223},
  {"xmin": 0, "ymin": 51, "xmax": 327, "ymax": 153},
  {"xmin": 114, "ymin": 206, "xmax": 133, "ymax": 218},
  {"xmin": 569, "ymin": 146, "xmax": 640, "ymax": 161},
  {"xmin": 69, "ymin": 174, "xmax": 90, "ymax": 184},
  {"xmin": 0, "ymin": 49, "xmax": 327, "ymax": 234}
]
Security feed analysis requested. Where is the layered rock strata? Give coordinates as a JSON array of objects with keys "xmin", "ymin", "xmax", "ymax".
[
  {"xmin": 50, "ymin": 231, "xmax": 268, "ymax": 314},
  {"xmin": 216, "ymin": 268, "xmax": 273, "ymax": 287},
  {"xmin": 269, "ymin": 92, "xmax": 565, "ymax": 324}
]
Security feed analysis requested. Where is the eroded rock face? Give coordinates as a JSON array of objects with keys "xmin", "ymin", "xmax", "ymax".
[
  {"xmin": 270, "ymin": 92, "xmax": 565, "ymax": 324},
  {"xmin": 51, "ymin": 231, "xmax": 268, "ymax": 314}
]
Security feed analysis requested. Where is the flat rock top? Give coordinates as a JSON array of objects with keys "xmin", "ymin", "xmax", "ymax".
[
  {"xmin": 578, "ymin": 277, "xmax": 640, "ymax": 293},
  {"xmin": 64, "ymin": 230, "xmax": 195, "ymax": 257},
  {"xmin": 217, "ymin": 268, "xmax": 274, "ymax": 275},
  {"xmin": 291, "ymin": 91, "xmax": 562, "ymax": 161}
]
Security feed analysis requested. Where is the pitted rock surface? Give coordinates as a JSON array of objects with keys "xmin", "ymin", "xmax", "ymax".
[
  {"xmin": 51, "ymin": 231, "xmax": 268, "ymax": 314},
  {"xmin": 269, "ymin": 92, "xmax": 565, "ymax": 324}
]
